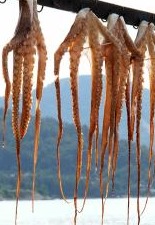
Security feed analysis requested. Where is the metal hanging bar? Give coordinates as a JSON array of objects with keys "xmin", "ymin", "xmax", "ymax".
[{"xmin": 37, "ymin": 0, "xmax": 155, "ymax": 26}]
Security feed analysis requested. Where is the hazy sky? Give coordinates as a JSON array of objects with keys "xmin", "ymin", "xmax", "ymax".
[{"xmin": 0, "ymin": 0, "xmax": 154, "ymax": 96}]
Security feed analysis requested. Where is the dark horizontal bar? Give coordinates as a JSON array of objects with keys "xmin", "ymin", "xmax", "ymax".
[{"xmin": 37, "ymin": 0, "xmax": 155, "ymax": 27}]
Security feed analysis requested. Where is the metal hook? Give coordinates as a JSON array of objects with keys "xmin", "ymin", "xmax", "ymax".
[
  {"xmin": 133, "ymin": 25, "xmax": 138, "ymax": 29},
  {"xmin": 0, "ymin": 0, "xmax": 6, "ymax": 3},
  {"xmin": 37, "ymin": 5, "xmax": 44, "ymax": 13},
  {"xmin": 101, "ymin": 18, "xmax": 107, "ymax": 23}
]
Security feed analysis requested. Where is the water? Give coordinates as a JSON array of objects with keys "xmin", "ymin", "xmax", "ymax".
[{"xmin": 0, "ymin": 198, "xmax": 155, "ymax": 225}]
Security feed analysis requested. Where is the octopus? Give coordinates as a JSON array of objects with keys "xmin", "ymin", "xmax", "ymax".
[
  {"xmin": 2, "ymin": 0, "xmax": 47, "ymax": 222},
  {"xmin": 131, "ymin": 21, "xmax": 155, "ymax": 223},
  {"xmin": 130, "ymin": 21, "xmax": 148, "ymax": 225},
  {"xmin": 97, "ymin": 14, "xmax": 141, "ymax": 224},
  {"xmin": 54, "ymin": 9, "xmax": 124, "ymax": 224},
  {"xmin": 54, "ymin": 8, "xmax": 89, "ymax": 222}
]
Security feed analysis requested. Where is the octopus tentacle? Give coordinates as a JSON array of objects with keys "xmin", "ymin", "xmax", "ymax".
[
  {"xmin": 135, "ymin": 67, "xmax": 143, "ymax": 225},
  {"xmin": 69, "ymin": 33, "xmax": 86, "ymax": 215},
  {"xmin": 131, "ymin": 58, "xmax": 144, "ymax": 225},
  {"xmin": 54, "ymin": 77, "xmax": 66, "ymax": 201},
  {"xmin": 54, "ymin": 9, "xmax": 89, "ymax": 203},
  {"xmin": 20, "ymin": 42, "xmax": 36, "ymax": 139},
  {"xmin": 112, "ymin": 18, "xmax": 131, "ymax": 185},
  {"xmin": 54, "ymin": 54, "xmax": 69, "ymax": 200},
  {"xmin": 100, "ymin": 43, "xmax": 113, "ymax": 191},
  {"xmin": 140, "ymin": 23, "xmax": 155, "ymax": 216},
  {"xmin": 148, "ymin": 23, "xmax": 155, "ymax": 203},
  {"xmin": 102, "ymin": 16, "xmax": 122, "ymax": 201},
  {"xmin": 131, "ymin": 21, "xmax": 147, "ymax": 225},
  {"xmin": 79, "ymin": 13, "xmax": 103, "ymax": 213},
  {"xmin": 31, "ymin": 0, "xmax": 47, "ymax": 208},
  {"xmin": 69, "ymin": 29, "xmax": 86, "ymax": 186},
  {"xmin": 32, "ymin": 42, "xmax": 46, "ymax": 203},
  {"xmin": 99, "ymin": 14, "xmax": 119, "ymax": 188},
  {"xmin": 12, "ymin": 48, "xmax": 23, "ymax": 225},
  {"xmin": 2, "ymin": 44, "xmax": 12, "ymax": 146},
  {"xmin": 130, "ymin": 21, "xmax": 148, "ymax": 139},
  {"xmin": 54, "ymin": 22, "xmax": 76, "ymax": 200},
  {"xmin": 108, "ymin": 18, "xmax": 123, "ymax": 187},
  {"xmin": 119, "ymin": 16, "xmax": 140, "ymax": 56},
  {"xmin": 100, "ymin": 43, "xmax": 113, "ymax": 223},
  {"xmin": 90, "ymin": 11, "xmax": 122, "ymax": 52},
  {"xmin": 107, "ymin": 48, "xmax": 121, "ymax": 193},
  {"xmin": 125, "ymin": 74, "xmax": 132, "ymax": 225}
]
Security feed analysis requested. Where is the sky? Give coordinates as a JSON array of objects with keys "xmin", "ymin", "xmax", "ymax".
[{"xmin": 0, "ymin": 0, "xmax": 155, "ymax": 96}]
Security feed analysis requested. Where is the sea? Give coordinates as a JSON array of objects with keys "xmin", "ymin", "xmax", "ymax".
[{"xmin": 0, "ymin": 198, "xmax": 155, "ymax": 225}]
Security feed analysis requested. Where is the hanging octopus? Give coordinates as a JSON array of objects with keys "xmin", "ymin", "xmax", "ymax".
[
  {"xmin": 54, "ymin": 9, "xmax": 124, "ymax": 224},
  {"xmin": 2, "ymin": 0, "xmax": 47, "ymax": 222},
  {"xmin": 142, "ymin": 22, "xmax": 155, "ymax": 220},
  {"xmin": 80, "ymin": 11, "xmax": 123, "ymax": 217},
  {"xmin": 147, "ymin": 23, "xmax": 155, "ymax": 208},
  {"xmin": 99, "ymin": 14, "xmax": 138, "ymax": 182},
  {"xmin": 130, "ymin": 21, "xmax": 148, "ymax": 225},
  {"xmin": 131, "ymin": 22, "xmax": 155, "ymax": 222},
  {"xmin": 54, "ymin": 9, "xmax": 90, "ymax": 222},
  {"xmin": 98, "ymin": 14, "xmax": 135, "ymax": 224}
]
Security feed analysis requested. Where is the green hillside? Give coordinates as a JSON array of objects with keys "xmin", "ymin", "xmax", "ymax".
[{"xmin": 0, "ymin": 108, "xmax": 153, "ymax": 200}]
